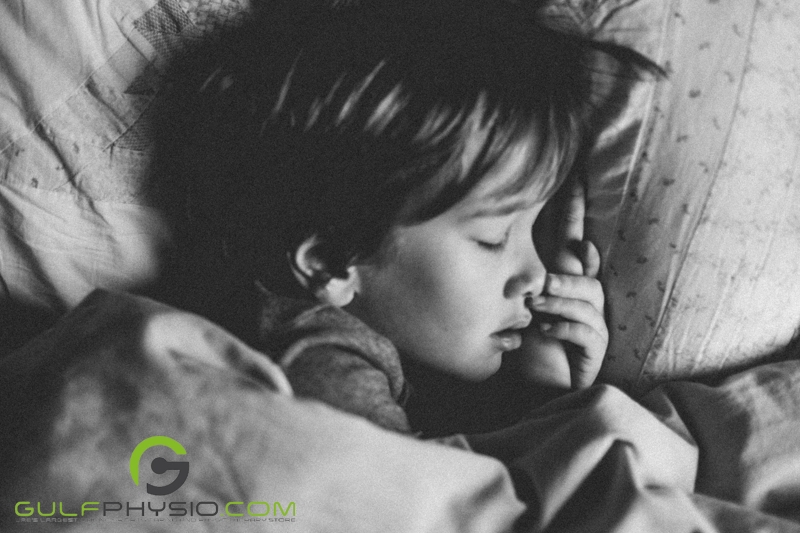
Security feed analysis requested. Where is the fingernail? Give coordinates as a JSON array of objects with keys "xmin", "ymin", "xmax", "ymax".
[
  {"xmin": 546, "ymin": 274, "xmax": 559, "ymax": 291},
  {"xmin": 539, "ymin": 323, "xmax": 552, "ymax": 332}
]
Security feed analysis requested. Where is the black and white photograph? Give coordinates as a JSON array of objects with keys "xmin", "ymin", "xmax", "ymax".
[{"xmin": 1, "ymin": 0, "xmax": 799, "ymax": 531}]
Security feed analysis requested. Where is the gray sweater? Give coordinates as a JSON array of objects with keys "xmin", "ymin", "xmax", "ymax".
[{"xmin": 252, "ymin": 284, "xmax": 411, "ymax": 433}]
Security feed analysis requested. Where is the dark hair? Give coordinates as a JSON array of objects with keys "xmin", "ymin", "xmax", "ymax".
[{"xmin": 154, "ymin": 0, "xmax": 659, "ymax": 309}]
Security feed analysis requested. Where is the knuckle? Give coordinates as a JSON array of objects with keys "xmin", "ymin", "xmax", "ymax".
[{"xmin": 560, "ymin": 321, "xmax": 582, "ymax": 338}]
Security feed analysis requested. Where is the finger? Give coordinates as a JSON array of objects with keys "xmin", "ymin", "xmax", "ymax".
[
  {"xmin": 512, "ymin": 333, "xmax": 572, "ymax": 390},
  {"xmin": 544, "ymin": 274, "xmax": 604, "ymax": 313},
  {"xmin": 581, "ymin": 240, "xmax": 601, "ymax": 278},
  {"xmin": 571, "ymin": 349, "xmax": 604, "ymax": 390},
  {"xmin": 553, "ymin": 247, "xmax": 584, "ymax": 276},
  {"xmin": 538, "ymin": 322, "xmax": 606, "ymax": 389},
  {"xmin": 529, "ymin": 296, "xmax": 608, "ymax": 339},
  {"xmin": 551, "ymin": 179, "xmax": 588, "ymax": 276},
  {"xmin": 559, "ymin": 179, "xmax": 586, "ymax": 244}
]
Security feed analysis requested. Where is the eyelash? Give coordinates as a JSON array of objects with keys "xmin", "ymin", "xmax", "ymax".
[{"xmin": 476, "ymin": 232, "xmax": 510, "ymax": 252}]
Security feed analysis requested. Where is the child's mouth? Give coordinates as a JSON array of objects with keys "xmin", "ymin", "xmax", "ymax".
[{"xmin": 491, "ymin": 329, "xmax": 523, "ymax": 351}]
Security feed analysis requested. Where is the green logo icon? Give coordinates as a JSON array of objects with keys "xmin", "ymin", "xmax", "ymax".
[{"xmin": 129, "ymin": 436, "xmax": 189, "ymax": 496}]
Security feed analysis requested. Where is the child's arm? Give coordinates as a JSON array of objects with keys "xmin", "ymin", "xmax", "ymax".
[{"xmin": 516, "ymin": 179, "xmax": 609, "ymax": 390}]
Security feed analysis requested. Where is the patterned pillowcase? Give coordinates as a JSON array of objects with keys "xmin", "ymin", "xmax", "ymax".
[{"xmin": 581, "ymin": 0, "xmax": 800, "ymax": 393}]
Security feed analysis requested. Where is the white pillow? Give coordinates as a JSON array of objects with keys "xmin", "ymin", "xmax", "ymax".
[
  {"xmin": 0, "ymin": 0, "xmax": 252, "ymax": 352},
  {"xmin": 586, "ymin": 0, "xmax": 800, "ymax": 392}
]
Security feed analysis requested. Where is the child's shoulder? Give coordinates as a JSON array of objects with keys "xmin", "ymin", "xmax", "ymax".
[{"xmin": 253, "ymin": 285, "xmax": 411, "ymax": 433}]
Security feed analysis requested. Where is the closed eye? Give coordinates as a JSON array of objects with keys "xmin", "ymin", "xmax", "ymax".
[
  {"xmin": 475, "ymin": 231, "xmax": 510, "ymax": 252},
  {"xmin": 476, "ymin": 240, "xmax": 504, "ymax": 251}
]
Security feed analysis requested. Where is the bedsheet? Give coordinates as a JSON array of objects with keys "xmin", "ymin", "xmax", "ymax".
[{"xmin": 1, "ymin": 290, "xmax": 799, "ymax": 532}]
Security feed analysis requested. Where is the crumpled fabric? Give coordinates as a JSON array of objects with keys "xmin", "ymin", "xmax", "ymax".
[
  {"xmin": 10, "ymin": 290, "xmax": 800, "ymax": 532},
  {"xmin": 644, "ymin": 360, "xmax": 800, "ymax": 527},
  {"xmin": 0, "ymin": 290, "xmax": 523, "ymax": 533},
  {"xmin": 468, "ymin": 384, "xmax": 714, "ymax": 533}
]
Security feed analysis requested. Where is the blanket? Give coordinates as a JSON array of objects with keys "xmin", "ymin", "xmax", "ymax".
[{"xmin": 1, "ymin": 290, "xmax": 799, "ymax": 532}]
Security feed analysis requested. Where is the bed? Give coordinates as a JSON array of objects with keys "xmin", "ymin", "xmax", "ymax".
[{"xmin": 1, "ymin": 0, "xmax": 799, "ymax": 531}]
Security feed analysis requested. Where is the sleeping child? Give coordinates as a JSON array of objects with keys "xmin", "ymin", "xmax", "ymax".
[{"xmin": 154, "ymin": 0, "xmax": 657, "ymax": 437}]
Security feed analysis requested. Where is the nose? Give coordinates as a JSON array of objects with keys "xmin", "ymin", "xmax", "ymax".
[{"xmin": 503, "ymin": 237, "xmax": 546, "ymax": 299}]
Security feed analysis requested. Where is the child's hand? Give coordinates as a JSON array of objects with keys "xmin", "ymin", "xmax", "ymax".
[{"xmin": 515, "ymin": 180, "xmax": 608, "ymax": 390}]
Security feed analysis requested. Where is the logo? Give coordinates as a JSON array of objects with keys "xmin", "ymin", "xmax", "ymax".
[
  {"xmin": 15, "ymin": 435, "xmax": 297, "ymax": 524},
  {"xmin": 129, "ymin": 436, "xmax": 189, "ymax": 496}
]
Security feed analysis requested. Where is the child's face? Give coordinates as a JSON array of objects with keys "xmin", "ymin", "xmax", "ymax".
[{"xmin": 345, "ymin": 139, "xmax": 551, "ymax": 381}]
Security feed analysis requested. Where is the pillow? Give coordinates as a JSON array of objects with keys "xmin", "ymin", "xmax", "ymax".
[
  {"xmin": 583, "ymin": 0, "xmax": 800, "ymax": 393},
  {"xmin": 0, "ymin": 0, "xmax": 253, "ymax": 353}
]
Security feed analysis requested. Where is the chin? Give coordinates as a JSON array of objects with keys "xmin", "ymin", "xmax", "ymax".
[{"xmin": 457, "ymin": 355, "xmax": 503, "ymax": 382}]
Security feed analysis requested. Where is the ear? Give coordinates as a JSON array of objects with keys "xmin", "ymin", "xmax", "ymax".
[{"xmin": 290, "ymin": 235, "xmax": 360, "ymax": 307}]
